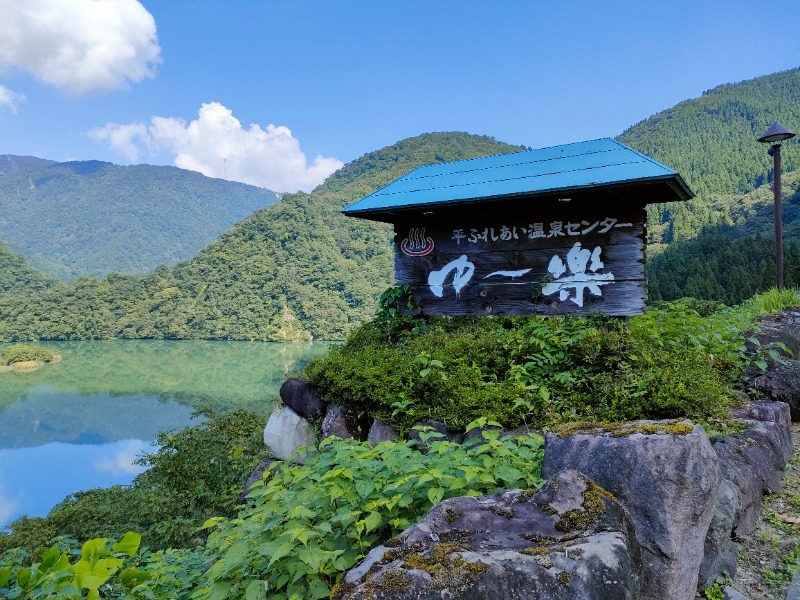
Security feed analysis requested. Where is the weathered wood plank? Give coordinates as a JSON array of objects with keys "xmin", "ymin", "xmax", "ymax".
[
  {"xmin": 395, "ymin": 243, "xmax": 644, "ymax": 285},
  {"xmin": 393, "ymin": 209, "xmax": 645, "ymax": 255},
  {"xmin": 406, "ymin": 279, "xmax": 647, "ymax": 317}
]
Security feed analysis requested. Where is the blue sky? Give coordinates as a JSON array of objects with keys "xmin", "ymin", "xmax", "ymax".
[{"xmin": 0, "ymin": 0, "xmax": 798, "ymax": 193}]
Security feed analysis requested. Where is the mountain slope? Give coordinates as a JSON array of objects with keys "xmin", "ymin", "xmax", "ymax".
[
  {"xmin": 0, "ymin": 159, "xmax": 281, "ymax": 279},
  {"xmin": 0, "ymin": 133, "xmax": 524, "ymax": 341},
  {"xmin": 647, "ymin": 169, "xmax": 800, "ymax": 304},
  {"xmin": 0, "ymin": 241, "xmax": 60, "ymax": 295},
  {"xmin": 618, "ymin": 67, "xmax": 800, "ymax": 251}
]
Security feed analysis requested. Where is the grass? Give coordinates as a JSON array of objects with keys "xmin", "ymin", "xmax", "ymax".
[{"xmin": 730, "ymin": 423, "xmax": 800, "ymax": 598}]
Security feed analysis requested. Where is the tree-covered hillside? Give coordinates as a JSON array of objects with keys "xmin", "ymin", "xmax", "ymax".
[
  {"xmin": 0, "ymin": 133, "xmax": 523, "ymax": 342},
  {"xmin": 3, "ymin": 68, "xmax": 800, "ymax": 340},
  {"xmin": 0, "ymin": 155, "xmax": 55, "ymax": 173},
  {"xmin": 0, "ymin": 241, "xmax": 59, "ymax": 294},
  {"xmin": 619, "ymin": 67, "xmax": 800, "ymax": 252},
  {"xmin": 648, "ymin": 169, "xmax": 800, "ymax": 304},
  {"xmin": 0, "ymin": 159, "xmax": 280, "ymax": 279}
]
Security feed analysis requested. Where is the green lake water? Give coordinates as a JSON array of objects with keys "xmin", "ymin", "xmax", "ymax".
[{"xmin": 0, "ymin": 340, "xmax": 329, "ymax": 528}]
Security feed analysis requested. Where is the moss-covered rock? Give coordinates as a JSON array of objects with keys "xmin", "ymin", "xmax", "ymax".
[{"xmin": 338, "ymin": 470, "xmax": 641, "ymax": 599}]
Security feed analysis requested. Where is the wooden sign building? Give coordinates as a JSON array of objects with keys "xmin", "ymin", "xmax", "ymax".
[{"xmin": 342, "ymin": 138, "xmax": 693, "ymax": 316}]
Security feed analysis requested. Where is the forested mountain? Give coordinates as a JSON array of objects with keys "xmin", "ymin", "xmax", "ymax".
[
  {"xmin": 0, "ymin": 241, "xmax": 59, "ymax": 294},
  {"xmin": 2, "ymin": 68, "xmax": 800, "ymax": 341},
  {"xmin": 619, "ymin": 67, "xmax": 800, "ymax": 252},
  {"xmin": 0, "ymin": 158, "xmax": 280, "ymax": 279},
  {"xmin": 0, "ymin": 155, "xmax": 55, "ymax": 173},
  {"xmin": 648, "ymin": 169, "xmax": 800, "ymax": 304},
  {"xmin": 0, "ymin": 133, "xmax": 524, "ymax": 341}
]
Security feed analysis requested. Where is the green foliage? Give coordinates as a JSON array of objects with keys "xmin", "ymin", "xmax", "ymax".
[
  {"xmin": 0, "ymin": 133, "xmax": 523, "ymax": 343},
  {"xmin": 0, "ymin": 160, "xmax": 280, "ymax": 280},
  {"xmin": 619, "ymin": 68, "xmax": 800, "ymax": 249},
  {"xmin": 304, "ymin": 316, "xmax": 525, "ymax": 432},
  {"xmin": 0, "ymin": 241, "xmax": 59, "ymax": 295},
  {"xmin": 0, "ymin": 532, "xmax": 144, "ymax": 599},
  {"xmin": 197, "ymin": 429, "xmax": 544, "ymax": 599},
  {"xmin": 0, "ymin": 344, "xmax": 59, "ymax": 365},
  {"xmin": 305, "ymin": 295, "xmax": 782, "ymax": 432},
  {"xmin": 0, "ymin": 411, "xmax": 267, "ymax": 556}
]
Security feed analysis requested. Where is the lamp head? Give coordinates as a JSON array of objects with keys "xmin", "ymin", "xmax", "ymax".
[{"xmin": 758, "ymin": 122, "xmax": 796, "ymax": 144}]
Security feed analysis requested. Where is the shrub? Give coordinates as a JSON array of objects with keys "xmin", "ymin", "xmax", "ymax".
[
  {"xmin": 198, "ymin": 427, "xmax": 545, "ymax": 599},
  {"xmin": 304, "ymin": 295, "xmax": 774, "ymax": 431},
  {"xmin": 0, "ymin": 344, "xmax": 59, "ymax": 365}
]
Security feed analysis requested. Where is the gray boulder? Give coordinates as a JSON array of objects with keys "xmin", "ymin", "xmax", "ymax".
[
  {"xmin": 750, "ymin": 308, "xmax": 800, "ymax": 359},
  {"xmin": 723, "ymin": 587, "xmax": 750, "ymax": 600},
  {"xmin": 751, "ymin": 360, "xmax": 800, "ymax": 421},
  {"xmin": 279, "ymin": 377, "xmax": 327, "ymax": 421},
  {"xmin": 337, "ymin": 470, "xmax": 641, "ymax": 600},
  {"xmin": 699, "ymin": 401, "xmax": 793, "ymax": 588},
  {"xmin": 408, "ymin": 419, "xmax": 464, "ymax": 446},
  {"xmin": 240, "ymin": 457, "xmax": 279, "ymax": 503},
  {"xmin": 542, "ymin": 420, "xmax": 720, "ymax": 600},
  {"xmin": 698, "ymin": 478, "xmax": 740, "ymax": 588},
  {"xmin": 734, "ymin": 401, "xmax": 794, "ymax": 468},
  {"xmin": 367, "ymin": 418, "xmax": 399, "ymax": 444},
  {"xmin": 321, "ymin": 403, "xmax": 369, "ymax": 440},
  {"xmin": 263, "ymin": 404, "xmax": 316, "ymax": 462}
]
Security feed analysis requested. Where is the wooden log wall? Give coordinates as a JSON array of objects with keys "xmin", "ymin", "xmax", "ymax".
[{"xmin": 393, "ymin": 203, "xmax": 648, "ymax": 317}]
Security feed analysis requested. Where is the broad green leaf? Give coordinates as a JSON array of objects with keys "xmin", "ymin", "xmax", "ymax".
[
  {"xmin": 267, "ymin": 542, "xmax": 295, "ymax": 567},
  {"xmin": 113, "ymin": 531, "xmax": 141, "ymax": 557},
  {"xmin": 0, "ymin": 568, "xmax": 10, "ymax": 588},
  {"xmin": 119, "ymin": 568, "xmax": 151, "ymax": 589},
  {"xmin": 15, "ymin": 568, "xmax": 31, "ymax": 590},
  {"xmin": 307, "ymin": 576, "xmax": 331, "ymax": 599},
  {"xmin": 245, "ymin": 579, "xmax": 266, "ymax": 600},
  {"xmin": 80, "ymin": 538, "xmax": 106, "ymax": 561},
  {"xmin": 364, "ymin": 511, "xmax": 383, "ymax": 533},
  {"xmin": 427, "ymin": 487, "xmax": 444, "ymax": 506},
  {"xmin": 210, "ymin": 581, "xmax": 233, "ymax": 600}
]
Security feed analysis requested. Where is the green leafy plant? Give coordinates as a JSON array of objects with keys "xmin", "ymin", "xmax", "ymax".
[
  {"xmin": 197, "ymin": 429, "xmax": 544, "ymax": 600},
  {"xmin": 0, "ymin": 532, "xmax": 145, "ymax": 599}
]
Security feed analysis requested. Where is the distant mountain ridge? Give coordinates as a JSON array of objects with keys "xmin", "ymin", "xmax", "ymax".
[
  {"xmin": 0, "ymin": 155, "xmax": 56, "ymax": 173},
  {"xmin": 0, "ymin": 133, "xmax": 525, "ymax": 341},
  {"xmin": 618, "ymin": 67, "xmax": 800, "ymax": 251},
  {"xmin": 0, "ymin": 158, "xmax": 281, "ymax": 279},
  {"xmin": 2, "ymin": 67, "xmax": 800, "ymax": 341}
]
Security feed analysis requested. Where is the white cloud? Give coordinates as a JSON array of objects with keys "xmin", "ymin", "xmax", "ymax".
[
  {"xmin": 0, "ymin": 485, "xmax": 19, "ymax": 526},
  {"xmin": 89, "ymin": 102, "xmax": 344, "ymax": 192},
  {"xmin": 94, "ymin": 439, "xmax": 149, "ymax": 477},
  {"xmin": 0, "ymin": 0, "xmax": 160, "ymax": 94},
  {"xmin": 0, "ymin": 84, "xmax": 24, "ymax": 112}
]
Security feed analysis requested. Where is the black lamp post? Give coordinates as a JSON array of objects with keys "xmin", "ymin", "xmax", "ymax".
[{"xmin": 758, "ymin": 122, "xmax": 796, "ymax": 289}]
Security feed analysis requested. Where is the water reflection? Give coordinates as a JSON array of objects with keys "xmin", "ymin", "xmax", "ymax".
[
  {"xmin": 0, "ymin": 439, "xmax": 155, "ymax": 527},
  {"xmin": 0, "ymin": 340, "xmax": 329, "ymax": 528},
  {"xmin": 0, "ymin": 387, "xmax": 200, "ymax": 448}
]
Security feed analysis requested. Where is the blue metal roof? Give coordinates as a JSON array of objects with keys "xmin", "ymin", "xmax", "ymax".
[{"xmin": 342, "ymin": 138, "xmax": 693, "ymax": 220}]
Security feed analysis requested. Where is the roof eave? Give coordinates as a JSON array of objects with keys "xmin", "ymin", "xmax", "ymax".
[{"xmin": 342, "ymin": 173, "xmax": 694, "ymax": 222}]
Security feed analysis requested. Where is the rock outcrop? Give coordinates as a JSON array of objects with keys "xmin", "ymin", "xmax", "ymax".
[
  {"xmin": 336, "ymin": 470, "xmax": 641, "ymax": 600},
  {"xmin": 322, "ymin": 403, "xmax": 370, "ymax": 440},
  {"xmin": 262, "ymin": 404, "xmax": 316, "ymax": 462},
  {"xmin": 542, "ymin": 420, "xmax": 720, "ymax": 600},
  {"xmin": 752, "ymin": 361, "xmax": 800, "ymax": 421},
  {"xmin": 279, "ymin": 377, "xmax": 327, "ymax": 421}
]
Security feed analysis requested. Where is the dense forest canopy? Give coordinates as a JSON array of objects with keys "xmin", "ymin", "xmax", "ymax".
[
  {"xmin": 0, "ymin": 133, "xmax": 524, "ymax": 341},
  {"xmin": 0, "ymin": 159, "xmax": 280, "ymax": 279},
  {"xmin": 0, "ymin": 241, "xmax": 59, "ymax": 294},
  {"xmin": 618, "ymin": 67, "xmax": 800, "ymax": 251},
  {"xmin": 2, "ymin": 68, "xmax": 800, "ymax": 341}
]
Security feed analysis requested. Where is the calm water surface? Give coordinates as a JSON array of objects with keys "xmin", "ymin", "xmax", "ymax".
[{"xmin": 0, "ymin": 340, "xmax": 328, "ymax": 528}]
